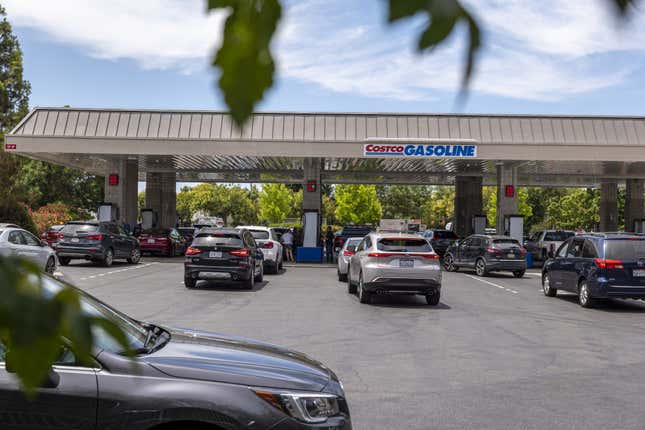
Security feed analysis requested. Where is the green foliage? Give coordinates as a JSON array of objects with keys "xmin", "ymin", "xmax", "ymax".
[
  {"xmin": 377, "ymin": 185, "xmax": 431, "ymax": 220},
  {"xmin": 542, "ymin": 189, "xmax": 601, "ymax": 231},
  {"xmin": 388, "ymin": 0, "xmax": 480, "ymax": 90},
  {"xmin": 207, "ymin": 0, "xmax": 281, "ymax": 126},
  {"xmin": 176, "ymin": 183, "xmax": 258, "ymax": 226},
  {"xmin": 29, "ymin": 202, "xmax": 78, "ymax": 235},
  {"xmin": 422, "ymin": 186, "xmax": 455, "ymax": 227},
  {"xmin": 0, "ymin": 200, "xmax": 37, "ymax": 234},
  {"xmin": 335, "ymin": 185, "xmax": 382, "ymax": 225},
  {"xmin": 259, "ymin": 183, "xmax": 292, "ymax": 223},
  {"xmin": 483, "ymin": 187, "xmax": 532, "ymax": 227}
]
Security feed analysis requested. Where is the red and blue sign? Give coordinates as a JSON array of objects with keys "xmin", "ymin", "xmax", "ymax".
[{"xmin": 363, "ymin": 143, "xmax": 477, "ymax": 158}]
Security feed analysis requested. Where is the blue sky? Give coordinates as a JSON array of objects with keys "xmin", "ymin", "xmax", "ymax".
[{"xmin": 4, "ymin": 0, "xmax": 645, "ymax": 192}]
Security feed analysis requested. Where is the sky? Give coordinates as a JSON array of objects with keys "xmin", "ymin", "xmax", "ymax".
[{"xmin": 4, "ymin": 0, "xmax": 645, "ymax": 190}]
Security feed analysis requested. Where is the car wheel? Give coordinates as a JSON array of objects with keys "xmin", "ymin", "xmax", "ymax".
[
  {"xmin": 475, "ymin": 258, "xmax": 488, "ymax": 277},
  {"xmin": 244, "ymin": 269, "xmax": 255, "ymax": 290},
  {"xmin": 338, "ymin": 270, "xmax": 347, "ymax": 282},
  {"xmin": 278, "ymin": 258, "xmax": 283, "ymax": 271},
  {"xmin": 102, "ymin": 248, "xmax": 114, "ymax": 267},
  {"xmin": 58, "ymin": 257, "xmax": 70, "ymax": 266},
  {"xmin": 578, "ymin": 280, "xmax": 594, "ymax": 308},
  {"xmin": 542, "ymin": 273, "xmax": 557, "ymax": 297},
  {"xmin": 169, "ymin": 245, "xmax": 175, "ymax": 258},
  {"xmin": 184, "ymin": 275, "xmax": 196, "ymax": 289},
  {"xmin": 127, "ymin": 247, "xmax": 141, "ymax": 264},
  {"xmin": 513, "ymin": 269, "xmax": 525, "ymax": 278},
  {"xmin": 426, "ymin": 291, "xmax": 440, "ymax": 306},
  {"xmin": 271, "ymin": 260, "xmax": 279, "ymax": 274},
  {"xmin": 254, "ymin": 264, "xmax": 264, "ymax": 282},
  {"xmin": 347, "ymin": 267, "xmax": 357, "ymax": 294},
  {"xmin": 45, "ymin": 257, "xmax": 56, "ymax": 274},
  {"xmin": 444, "ymin": 254, "xmax": 458, "ymax": 272},
  {"xmin": 358, "ymin": 272, "xmax": 371, "ymax": 304}
]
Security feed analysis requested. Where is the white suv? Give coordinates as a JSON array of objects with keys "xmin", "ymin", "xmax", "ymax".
[{"xmin": 236, "ymin": 226, "xmax": 283, "ymax": 274}]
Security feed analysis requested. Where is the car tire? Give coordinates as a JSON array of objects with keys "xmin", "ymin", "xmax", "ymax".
[
  {"xmin": 358, "ymin": 272, "xmax": 371, "ymax": 304},
  {"xmin": 347, "ymin": 268, "xmax": 357, "ymax": 294},
  {"xmin": 513, "ymin": 269, "xmax": 525, "ymax": 278},
  {"xmin": 542, "ymin": 273, "xmax": 557, "ymax": 297},
  {"xmin": 127, "ymin": 247, "xmax": 141, "ymax": 264},
  {"xmin": 244, "ymin": 269, "xmax": 255, "ymax": 290},
  {"xmin": 184, "ymin": 275, "xmax": 196, "ymax": 289},
  {"xmin": 475, "ymin": 258, "xmax": 488, "ymax": 277},
  {"xmin": 578, "ymin": 280, "xmax": 594, "ymax": 308},
  {"xmin": 45, "ymin": 257, "xmax": 56, "ymax": 274},
  {"xmin": 58, "ymin": 257, "xmax": 70, "ymax": 266},
  {"xmin": 102, "ymin": 248, "xmax": 114, "ymax": 267},
  {"xmin": 426, "ymin": 291, "xmax": 440, "ymax": 306},
  {"xmin": 338, "ymin": 270, "xmax": 347, "ymax": 282},
  {"xmin": 444, "ymin": 254, "xmax": 458, "ymax": 272},
  {"xmin": 254, "ymin": 264, "xmax": 264, "ymax": 282},
  {"xmin": 278, "ymin": 258, "xmax": 283, "ymax": 271}
]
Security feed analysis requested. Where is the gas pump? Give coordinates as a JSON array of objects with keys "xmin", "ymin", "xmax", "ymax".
[
  {"xmin": 472, "ymin": 215, "xmax": 487, "ymax": 235},
  {"xmin": 141, "ymin": 209, "xmax": 158, "ymax": 230},
  {"xmin": 297, "ymin": 210, "xmax": 323, "ymax": 262},
  {"xmin": 504, "ymin": 215, "xmax": 524, "ymax": 243},
  {"xmin": 97, "ymin": 203, "xmax": 119, "ymax": 222},
  {"xmin": 634, "ymin": 219, "xmax": 645, "ymax": 234}
]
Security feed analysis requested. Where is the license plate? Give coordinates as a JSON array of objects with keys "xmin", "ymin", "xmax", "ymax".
[
  {"xmin": 507, "ymin": 253, "xmax": 514, "ymax": 259},
  {"xmin": 399, "ymin": 259, "xmax": 414, "ymax": 268},
  {"xmin": 209, "ymin": 251, "xmax": 222, "ymax": 258},
  {"xmin": 71, "ymin": 238, "xmax": 79, "ymax": 243},
  {"xmin": 634, "ymin": 269, "xmax": 645, "ymax": 277},
  {"xmin": 147, "ymin": 239, "xmax": 155, "ymax": 243}
]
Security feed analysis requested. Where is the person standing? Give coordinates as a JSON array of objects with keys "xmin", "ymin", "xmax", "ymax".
[
  {"xmin": 325, "ymin": 225, "xmax": 334, "ymax": 263},
  {"xmin": 282, "ymin": 229, "xmax": 295, "ymax": 262}
]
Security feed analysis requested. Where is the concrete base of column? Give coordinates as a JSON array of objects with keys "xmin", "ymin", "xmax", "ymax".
[
  {"xmin": 600, "ymin": 182, "xmax": 618, "ymax": 232},
  {"xmin": 624, "ymin": 179, "xmax": 644, "ymax": 232},
  {"xmin": 496, "ymin": 164, "xmax": 518, "ymax": 234},
  {"xmin": 104, "ymin": 159, "xmax": 138, "ymax": 227},
  {"xmin": 454, "ymin": 176, "xmax": 483, "ymax": 238},
  {"xmin": 145, "ymin": 172, "xmax": 176, "ymax": 229}
]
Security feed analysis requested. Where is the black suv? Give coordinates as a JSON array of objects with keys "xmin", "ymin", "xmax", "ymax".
[
  {"xmin": 542, "ymin": 233, "xmax": 645, "ymax": 308},
  {"xmin": 184, "ymin": 228, "xmax": 264, "ymax": 289},
  {"xmin": 333, "ymin": 226, "xmax": 373, "ymax": 255},
  {"xmin": 444, "ymin": 234, "xmax": 527, "ymax": 277},
  {"xmin": 422, "ymin": 229, "xmax": 459, "ymax": 257},
  {"xmin": 56, "ymin": 221, "xmax": 141, "ymax": 267}
]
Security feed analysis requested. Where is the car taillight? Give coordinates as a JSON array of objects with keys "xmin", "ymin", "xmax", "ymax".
[
  {"xmin": 338, "ymin": 237, "xmax": 344, "ymax": 246},
  {"xmin": 86, "ymin": 234, "xmax": 104, "ymax": 241},
  {"xmin": 519, "ymin": 248, "xmax": 528, "ymax": 255},
  {"xmin": 230, "ymin": 249, "xmax": 250, "ymax": 257},
  {"xmin": 57, "ymin": 233, "xmax": 64, "ymax": 239},
  {"xmin": 367, "ymin": 252, "xmax": 396, "ymax": 258},
  {"xmin": 343, "ymin": 250, "xmax": 354, "ymax": 256},
  {"xmin": 595, "ymin": 258, "xmax": 624, "ymax": 269},
  {"xmin": 416, "ymin": 253, "xmax": 440, "ymax": 259},
  {"xmin": 185, "ymin": 246, "xmax": 202, "ymax": 256},
  {"xmin": 262, "ymin": 242, "xmax": 274, "ymax": 249},
  {"xmin": 486, "ymin": 247, "xmax": 503, "ymax": 254}
]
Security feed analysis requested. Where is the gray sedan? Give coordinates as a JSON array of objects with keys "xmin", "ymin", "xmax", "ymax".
[
  {"xmin": 0, "ymin": 224, "xmax": 57, "ymax": 274},
  {"xmin": 347, "ymin": 233, "xmax": 442, "ymax": 305},
  {"xmin": 337, "ymin": 237, "xmax": 363, "ymax": 282}
]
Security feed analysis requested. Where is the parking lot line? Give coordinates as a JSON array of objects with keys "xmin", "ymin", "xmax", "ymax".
[
  {"xmin": 77, "ymin": 262, "xmax": 158, "ymax": 281},
  {"xmin": 464, "ymin": 274, "xmax": 519, "ymax": 294}
]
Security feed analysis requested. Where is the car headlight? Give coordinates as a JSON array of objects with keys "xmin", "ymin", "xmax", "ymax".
[{"xmin": 254, "ymin": 389, "xmax": 341, "ymax": 423}]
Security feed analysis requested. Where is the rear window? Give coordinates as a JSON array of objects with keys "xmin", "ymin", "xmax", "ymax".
[
  {"xmin": 249, "ymin": 230, "xmax": 270, "ymax": 240},
  {"xmin": 433, "ymin": 231, "xmax": 458, "ymax": 239},
  {"xmin": 377, "ymin": 238, "xmax": 432, "ymax": 252},
  {"xmin": 604, "ymin": 239, "xmax": 645, "ymax": 260},
  {"xmin": 193, "ymin": 232, "xmax": 242, "ymax": 246},
  {"xmin": 142, "ymin": 228, "xmax": 170, "ymax": 235},
  {"xmin": 544, "ymin": 231, "xmax": 574, "ymax": 241},
  {"xmin": 493, "ymin": 239, "xmax": 521, "ymax": 248},
  {"xmin": 61, "ymin": 224, "xmax": 99, "ymax": 235}
]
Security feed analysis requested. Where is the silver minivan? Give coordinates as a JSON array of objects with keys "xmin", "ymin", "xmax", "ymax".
[{"xmin": 0, "ymin": 224, "xmax": 57, "ymax": 274}]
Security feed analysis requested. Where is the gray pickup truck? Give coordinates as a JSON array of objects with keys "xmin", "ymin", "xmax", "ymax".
[{"xmin": 525, "ymin": 230, "xmax": 575, "ymax": 261}]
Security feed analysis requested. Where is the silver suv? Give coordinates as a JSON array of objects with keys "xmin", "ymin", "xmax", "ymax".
[
  {"xmin": 346, "ymin": 232, "xmax": 442, "ymax": 305},
  {"xmin": 0, "ymin": 223, "xmax": 57, "ymax": 274}
]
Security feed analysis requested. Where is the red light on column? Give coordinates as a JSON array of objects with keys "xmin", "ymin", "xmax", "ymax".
[
  {"xmin": 505, "ymin": 185, "xmax": 515, "ymax": 198},
  {"xmin": 306, "ymin": 180, "xmax": 317, "ymax": 193},
  {"xmin": 109, "ymin": 174, "xmax": 119, "ymax": 186}
]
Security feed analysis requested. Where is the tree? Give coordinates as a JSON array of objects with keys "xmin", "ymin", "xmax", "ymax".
[
  {"xmin": 484, "ymin": 187, "xmax": 533, "ymax": 228},
  {"xmin": 29, "ymin": 202, "xmax": 78, "ymax": 235},
  {"xmin": 176, "ymin": 184, "xmax": 258, "ymax": 225},
  {"xmin": 259, "ymin": 183, "xmax": 292, "ymax": 223},
  {"xmin": 206, "ymin": 0, "xmax": 633, "ymax": 126},
  {"xmin": 543, "ymin": 189, "xmax": 600, "ymax": 231},
  {"xmin": 422, "ymin": 186, "xmax": 455, "ymax": 227},
  {"xmin": 335, "ymin": 185, "xmax": 382, "ymax": 225},
  {"xmin": 377, "ymin": 185, "xmax": 431, "ymax": 220}
]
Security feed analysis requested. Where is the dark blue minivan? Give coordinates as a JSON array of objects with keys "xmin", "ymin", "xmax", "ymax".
[{"xmin": 542, "ymin": 233, "xmax": 645, "ymax": 308}]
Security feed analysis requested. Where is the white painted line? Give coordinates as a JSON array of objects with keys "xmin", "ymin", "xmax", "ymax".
[
  {"xmin": 526, "ymin": 272, "xmax": 542, "ymax": 277},
  {"xmin": 88, "ymin": 275, "xmax": 96, "ymax": 279},
  {"xmin": 98, "ymin": 273, "xmax": 105, "ymax": 277},
  {"xmin": 464, "ymin": 274, "xmax": 519, "ymax": 294}
]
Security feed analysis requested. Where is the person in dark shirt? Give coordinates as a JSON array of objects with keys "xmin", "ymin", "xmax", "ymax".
[{"xmin": 325, "ymin": 225, "xmax": 334, "ymax": 263}]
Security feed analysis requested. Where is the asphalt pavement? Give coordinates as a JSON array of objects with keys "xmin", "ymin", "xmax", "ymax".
[{"xmin": 59, "ymin": 257, "xmax": 645, "ymax": 430}]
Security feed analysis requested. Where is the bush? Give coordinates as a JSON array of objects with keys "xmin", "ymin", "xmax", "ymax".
[
  {"xmin": 29, "ymin": 202, "xmax": 77, "ymax": 235},
  {"xmin": 0, "ymin": 200, "xmax": 38, "ymax": 234}
]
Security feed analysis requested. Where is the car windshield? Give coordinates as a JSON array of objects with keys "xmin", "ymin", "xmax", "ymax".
[
  {"xmin": 42, "ymin": 277, "xmax": 148, "ymax": 353},
  {"xmin": 377, "ymin": 238, "xmax": 432, "ymax": 252},
  {"xmin": 61, "ymin": 223, "xmax": 99, "ymax": 235},
  {"xmin": 142, "ymin": 228, "xmax": 170, "ymax": 235},
  {"xmin": 193, "ymin": 232, "xmax": 242, "ymax": 246},
  {"xmin": 342, "ymin": 228, "xmax": 371, "ymax": 236},
  {"xmin": 544, "ymin": 231, "xmax": 574, "ymax": 241},
  {"xmin": 434, "ymin": 230, "xmax": 458, "ymax": 239},
  {"xmin": 604, "ymin": 239, "xmax": 645, "ymax": 260},
  {"xmin": 249, "ymin": 230, "xmax": 270, "ymax": 240}
]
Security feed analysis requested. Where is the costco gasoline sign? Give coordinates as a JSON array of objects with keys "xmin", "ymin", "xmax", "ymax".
[{"xmin": 363, "ymin": 143, "xmax": 477, "ymax": 158}]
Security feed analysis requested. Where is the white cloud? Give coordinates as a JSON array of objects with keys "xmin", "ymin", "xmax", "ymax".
[{"xmin": 4, "ymin": 0, "xmax": 645, "ymax": 102}]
